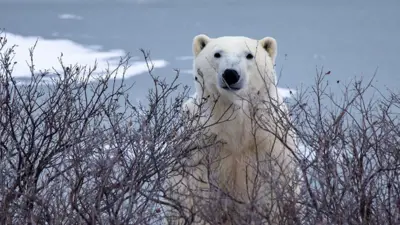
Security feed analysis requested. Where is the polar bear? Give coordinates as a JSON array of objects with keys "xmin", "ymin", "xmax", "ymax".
[{"xmin": 165, "ymin": 34, "xmax": 299, "ymax": 225}]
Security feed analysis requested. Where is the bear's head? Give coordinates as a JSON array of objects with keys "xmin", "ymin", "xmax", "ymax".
[{"xmin": 191, "ymin": 34, "xmax": 278, "ymax": 103}]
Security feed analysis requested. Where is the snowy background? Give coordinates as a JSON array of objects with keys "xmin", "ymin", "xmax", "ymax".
[{"xmin": 0, "ymin": 0, "xmax": 399, "ymax": 102}]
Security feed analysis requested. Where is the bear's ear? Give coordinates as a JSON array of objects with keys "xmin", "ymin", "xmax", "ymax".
[
  {"xmin": 193, "ymin": 34, "xmax": 211, "ymax": 57},
  {"xmin": 259, "ymin": 37, "xmax": 277, "ymax": 63}
]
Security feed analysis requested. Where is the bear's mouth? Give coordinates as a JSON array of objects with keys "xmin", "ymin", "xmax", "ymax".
[{"xmin": 221, "ymin": 86, "xmax": 241, "ymax": 91}]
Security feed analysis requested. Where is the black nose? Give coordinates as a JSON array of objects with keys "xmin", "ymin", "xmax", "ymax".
[{"xmin": 222, "ymin": 69, "xmax": 240, "ymax": 86}]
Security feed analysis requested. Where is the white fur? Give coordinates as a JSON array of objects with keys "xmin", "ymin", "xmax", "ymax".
[{"xmin": 166, "ymin": 35, "xmax": 298, "ymax": 225}]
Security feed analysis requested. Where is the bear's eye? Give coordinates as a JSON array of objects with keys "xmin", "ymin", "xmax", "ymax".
[
  {"xmin": 246, "ymin": 53, "xmax": 254, "ymax": 60},
  {"xmin": 214, "ymin": 52, "xmax": 221, "ymax": 58}
]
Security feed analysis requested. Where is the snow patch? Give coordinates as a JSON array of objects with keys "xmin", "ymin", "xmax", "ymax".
[
  {"xmin": 58, "ymin": 13, "xmax": 83, "ymax": 20},
  {"xmin": 0, "ymin": 32, "xmax": 168, "ymax": 83}
]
